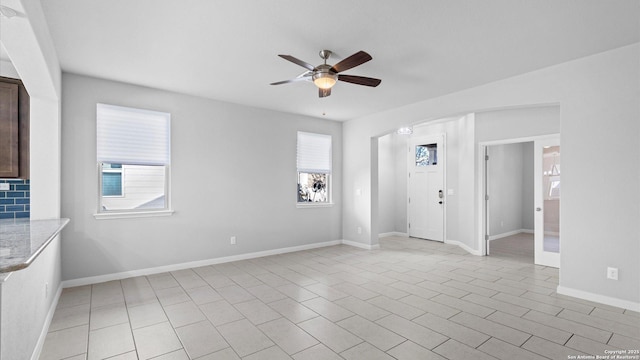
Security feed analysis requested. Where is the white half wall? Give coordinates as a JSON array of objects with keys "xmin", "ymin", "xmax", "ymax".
[
  {"xmin": 61, "ymin": 73, "xmax": 343, "ymax": 281},
  {"xmin": 0, "ymin": 0, "xmax": 63, "ymax": 359},
  {"xmin": 343, "ymin": 44, "xmax": 639, "ymax": 307}
]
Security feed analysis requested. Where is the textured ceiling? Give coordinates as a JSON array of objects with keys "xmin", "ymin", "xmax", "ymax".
[{"xmin": 40, "ymin": 0, "xmax": 639, "ymax": 121}]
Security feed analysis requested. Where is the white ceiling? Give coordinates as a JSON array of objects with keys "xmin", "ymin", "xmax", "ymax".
[{"xmin": 40, "ymin": 0, "xmax": 639, "ymax": 121}]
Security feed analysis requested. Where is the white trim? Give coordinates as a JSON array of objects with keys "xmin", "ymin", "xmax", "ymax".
[
  {"xmin": 445, "ymin": 239, "xmax": 483, "ymax": 256},
  {"xmin": 378, "ymin": 232, "xmax": 409, "ymax": 238},
  {"xmin": 488, "ymin": 229, "xmax": 533, "ymax": 241},
  {"xmin": 31, "ymin": 283, "xmax": 63, "ymax": 360},
  {"xmin": 296, "ymin": 203, "xmax": 334, "ymax": 208},
  {"xmin": 93, "ymin": 209, "xmax": 174, "ymax": 220},
  {"xmin": 341, "ymin": 239, "xmax": 381, "ymax": 250},
  {"xmin": 557, "ymin": 285, "xmax": 640, "ymax": 312},
  {"xmin": 63, "ymin": 240, "xmax": 342, "ymax": 287}
]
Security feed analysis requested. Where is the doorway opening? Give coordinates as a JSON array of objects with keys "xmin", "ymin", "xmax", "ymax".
[
  {"xmin": 484, "ymin": 142, "xmax": 535, "ymax": 263},
  {"xmin": 482, "ymin": 135, "xmax": 560, "ymax": 267}
]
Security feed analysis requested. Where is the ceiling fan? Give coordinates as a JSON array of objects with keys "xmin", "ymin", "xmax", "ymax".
[{"xmin": 270, "ymin": 50, "xmax": 381, "ymax": 98}]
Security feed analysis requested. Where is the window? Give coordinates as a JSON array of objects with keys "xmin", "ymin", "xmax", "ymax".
[
  {"xmin": 415, "ymin": 143, "xmax": 437, "ymax": 166},
  {"xmin": 297, "ymin": 132, "xmax": 331, "ymax": 204},
  {"xmin": 96, "ymin": 103, "xmax": 171, "ymax": 217},
  {"xmin": 102, "ymin": 163, "xmax": 123, "ymax": 196}
]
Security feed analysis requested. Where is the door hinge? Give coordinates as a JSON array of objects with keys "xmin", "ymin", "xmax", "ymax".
[
  {"xmin": 408, "ymin": 223, "xmax": 411, "ymax": 229},
  {"xmin": 485, "ymin": 194, "xmax": 489, "ymax": 201},
  {"xmin": 485, "ymin": 235, "xmax": 489, "ymax": 241},
  {"xmin": 408, "ymin": 197, "xmax": 411, "ymax": 204},
  {"xmin": 485, "ymin": 155, "xmax": 489, "ymax": 161}
]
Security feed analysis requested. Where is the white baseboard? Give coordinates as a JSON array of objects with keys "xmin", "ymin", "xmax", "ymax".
[
  {"xmin": 63, "ymin": 240, "xmax": 342, "ymax": 288},
  {"xmin": 31, "ymin": 283, "xmax": 63, "ymax": 360},
  {"xmin": 342, "ymin": 239, "xmax": 381, "ymax": 250},
  {"xmin": 557, "ymin": 285, "xmax": 640, "ymax": 312},
  {"xmin": 378, "ymin": 232, "xmax": 409, "ymax": 238},
  {"xmin": 488, "ymin": 229, "xmax": 534, "ymax": 241},
  {"xmin": 445, "ymin": 239, "xmax": 483, "ymax": 256}
]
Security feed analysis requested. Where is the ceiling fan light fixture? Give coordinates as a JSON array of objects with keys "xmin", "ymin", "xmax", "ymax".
[{"xmin": 313, "ymin": 72, "xmax": 337, "ymax": 89}]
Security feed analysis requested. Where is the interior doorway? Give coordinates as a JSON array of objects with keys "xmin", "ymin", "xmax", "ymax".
[
  {"xmin": 484, "ymin": 142, "xmax": 535, "ymax": 261},
  {"xmin": 407, "ymin": 134, "xmax": 445, "ymax": 241},
  {"xmin": 482, "ymin": 135, "xmax": 560, "ymax": 268}
]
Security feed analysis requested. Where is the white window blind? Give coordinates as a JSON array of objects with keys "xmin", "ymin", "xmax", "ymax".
[
  {"xmin": 97, "ymin": 103, "xmax": 171, "ymax": 165},
  {"xmin": 297, "ymin": 132, "xmax": 331, "ymax": 174}
]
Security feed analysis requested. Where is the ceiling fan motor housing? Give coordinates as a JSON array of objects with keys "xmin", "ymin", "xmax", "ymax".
[{"xmin": 312, "ymin": 64, "xmax": 338, "ymax": 89}]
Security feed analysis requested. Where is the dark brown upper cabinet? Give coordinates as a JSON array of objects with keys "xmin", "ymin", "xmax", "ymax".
[{"xmin": 0, "ymin": 77, "xmax": 29, "ymax": 179}]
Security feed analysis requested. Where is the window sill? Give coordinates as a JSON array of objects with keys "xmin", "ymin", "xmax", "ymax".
[
  {"xmin": 296, "ymin": 203, "xmax": 334, "ymax": 208},
  {"xmin": 93, "ymin": 209, "xmax": 174, "ymax": 220}
]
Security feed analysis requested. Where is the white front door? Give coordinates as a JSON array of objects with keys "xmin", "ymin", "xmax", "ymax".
[
  {"xmin": 534, "ymin": 137, "xmax": 560, "ymax": 268},
  {"xmin": 408, "ymin": 135, "xmax": 444, "ymax": 241}
]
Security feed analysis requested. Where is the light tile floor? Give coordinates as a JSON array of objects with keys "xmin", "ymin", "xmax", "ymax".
[
  {"xmin": 39, "ymin": 237, "xmax": 640, "ymax": 360},
  {"xmin": 489, "ymin": 233, "xmax": 534, "ymax": 263}
]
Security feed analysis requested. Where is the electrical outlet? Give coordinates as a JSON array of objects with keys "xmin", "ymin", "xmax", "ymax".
[
  {"xmin": 357, "ymin": 227, "xmax": 362, "ymax": 235},
  {"xmin": 230, "ymin": 236, "xmax": 236, "ymax": 245},
  {"xmin": 607, "ymin": 267, "xmax": 618, "ymax": 280}
]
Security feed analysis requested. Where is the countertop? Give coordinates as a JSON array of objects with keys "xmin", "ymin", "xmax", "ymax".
[{"xmin": 0, "ymin": 218, "xmax": 70, "ymax": 276}]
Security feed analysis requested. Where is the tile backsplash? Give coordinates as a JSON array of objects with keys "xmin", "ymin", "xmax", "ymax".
[{"xmin": 0, "ymin": 179, "xmax": 30, "ymax": 219}]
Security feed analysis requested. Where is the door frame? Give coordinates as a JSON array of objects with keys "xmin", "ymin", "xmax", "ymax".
[
  {"xmin": 406, "ymin": 133, "xmax": 447, "ymax": 241},
  {"xmin": 477, "ymin": 134, "xmax": 560, "ymax": 257}
]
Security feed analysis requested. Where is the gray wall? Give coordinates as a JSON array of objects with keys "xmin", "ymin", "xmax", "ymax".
[
  {"xmin": 61, "ymin": 73, "xmax": 342, "ymax": 281},
  {"xmin": 344, "ymin": 44, "xmax": 639, "ymax": 307},
  {"xmin": 487, "ymin": 142, "xmax": 534, "ymax": 236},
  {"xmin": 377, "ymin": 134, "xmax": 396, "ymax": 234},
  {"xmin": 377, "ymin": 132, "xmax": 411, "ymax": 235}
]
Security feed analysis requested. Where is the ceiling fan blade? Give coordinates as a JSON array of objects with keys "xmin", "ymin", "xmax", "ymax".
[
  {"xmin": 330, "ymin": 51, "xmax": 372, "ymax": 73},
  {"xmin": 278, "ymin": 55, "xmax": 315, "ymax": 71},
  {"xmin": 270, "ymin": 76, "xmax": 311, "ymax": 85},
  {"xmin": 319, "ymin": 88, "xmax": 331, "ymax": 98},
  {"xmin": 338, "ymin": 74, "xmax": 381, "ymax": 87}
]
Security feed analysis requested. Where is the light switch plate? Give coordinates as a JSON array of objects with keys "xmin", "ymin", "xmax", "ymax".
[{"xmin": 0, "ymin": 183, "xmax": 9, "ymax": 191}]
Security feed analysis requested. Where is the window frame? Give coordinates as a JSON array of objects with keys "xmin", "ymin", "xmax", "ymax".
[
  {"xmin": 94, "ymin": 104, "xmax": 173, "ymax": 220},
  {"xmin": 296, "ymin": 131, "xmax": 333, "ymax": 208}
]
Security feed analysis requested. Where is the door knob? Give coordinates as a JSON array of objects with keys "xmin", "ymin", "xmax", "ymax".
[
  {"xmin": 536, "ymin": 207, "xmax": 542, "ymax": 212},
  {"xmin": 439, "ymin": 201, "xmax": 443, "ymax": 204}
]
